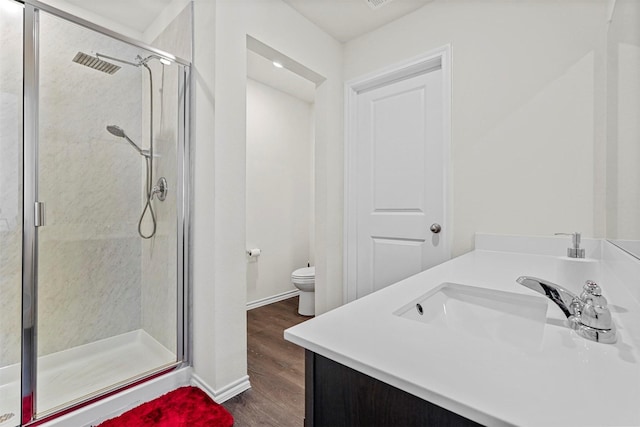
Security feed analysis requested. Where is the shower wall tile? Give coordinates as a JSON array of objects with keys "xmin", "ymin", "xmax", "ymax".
[
  {"xmin": 0, "ymin": 232, "xmax": 22, "ymax": 366},
  {"xmin": 35, "ymin": 14, "xmax": 144, "ymax": 358},
  {"xmin": 37, "ymin": 236, "xmax": 141, "ymax": 355},
  {"xmin": 141, "ymin": 230, "xmax": 177, "ymax": 353},
  {"xmin": 150, "ymin": 5, "xmax": 193, "ymax": 62}
]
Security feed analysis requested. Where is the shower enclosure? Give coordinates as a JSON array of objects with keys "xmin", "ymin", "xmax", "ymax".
[{"xmin": 0, "ymin": 0, "xmax": 190, "ymax": 425}]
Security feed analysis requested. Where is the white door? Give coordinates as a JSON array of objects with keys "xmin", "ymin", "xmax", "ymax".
[{"xmin": 355, "ymin": 68, "xmax": 448, "ymax": 299}]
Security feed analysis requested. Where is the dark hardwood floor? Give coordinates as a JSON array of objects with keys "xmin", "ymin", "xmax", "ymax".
[{"xmin": 223, "ymin": 296, "xmax": 311, "ymax": 426}]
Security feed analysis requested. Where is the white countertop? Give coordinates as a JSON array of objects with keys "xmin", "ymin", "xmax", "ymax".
[{"xmin": 285, "ymin": 240, "xmax": 640, "ymax": 426}]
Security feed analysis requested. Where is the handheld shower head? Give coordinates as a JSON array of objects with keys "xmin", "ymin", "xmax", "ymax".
[
  {"xmin": 106, "ymin": 125, "xmax": 150, "ymax": 158},
  {"xmin": 106, "ymin": 125, "xmax": 126, "ymax": 138}
]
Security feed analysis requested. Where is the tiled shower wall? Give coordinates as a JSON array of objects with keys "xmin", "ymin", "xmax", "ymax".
[{"xmin": 36, "ymin": 13, "xmax": 144, "ymax": 357}]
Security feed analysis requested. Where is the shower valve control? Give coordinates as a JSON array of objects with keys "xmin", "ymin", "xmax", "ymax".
[{"xmin": 152, "ymin": 177, "xmax": 168, "ymax": 202}]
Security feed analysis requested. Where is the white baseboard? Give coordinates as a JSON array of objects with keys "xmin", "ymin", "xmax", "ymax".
[
  {"xmin": 191, "ymin": 373, "xmax": 251, "ymax": 404},
  {"xmin": 41, "ymin": 367, "xmax": 191, "ymax": 427},
  {"xmin": 247, "ymin": 289, "xmax": 300, "ymax": 310}
]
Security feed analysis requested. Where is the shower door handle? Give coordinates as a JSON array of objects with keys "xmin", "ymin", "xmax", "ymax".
[{"xmin": 34, "ymin": 201, "xmax": 45, "ymax": 227}]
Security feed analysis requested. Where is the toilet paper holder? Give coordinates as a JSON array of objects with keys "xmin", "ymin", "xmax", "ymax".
[{"xmin": 247, "ymin": 248, "xmax": 261, "ymax": 257}]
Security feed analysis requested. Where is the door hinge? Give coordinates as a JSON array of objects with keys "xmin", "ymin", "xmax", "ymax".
[{"xmin": 34, "ymin": 201, "xmax": 45, "ymax": 227}]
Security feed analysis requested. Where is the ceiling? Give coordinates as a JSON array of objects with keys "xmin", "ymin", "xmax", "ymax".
[
  {"xmin": 282, "ymin": 0, "xmax": 433, "ymax": 42},
  {"xmin": 54, "ymin": 0, "xmax": 432, "ymax": 44},
  {"xmin": 246, "ymin": 0, "xmax": 433, "ymax": 101}
]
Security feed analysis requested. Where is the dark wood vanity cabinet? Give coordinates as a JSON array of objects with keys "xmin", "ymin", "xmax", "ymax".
[{"xmin": 305, "ymin": 350, "xmax": 483, "ymax": 427}]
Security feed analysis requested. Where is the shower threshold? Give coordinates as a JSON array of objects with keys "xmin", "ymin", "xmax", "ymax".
[{"xmin": 0, "ymin": 329, "xmax": 176, "ymax": 424}]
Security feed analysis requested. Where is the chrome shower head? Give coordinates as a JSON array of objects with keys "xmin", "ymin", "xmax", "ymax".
[
  {"xmin": 72, "ymin": 52, "xmax": 121, "ymax": 74},
  {"xmin": 106, "ymin": 125, "xmax": 150, "ymax": 158}
]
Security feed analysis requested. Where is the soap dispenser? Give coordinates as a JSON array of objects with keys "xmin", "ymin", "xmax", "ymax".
[{"xmin": 555, "ymin": 232, "xmax": 585, "ymax": 258}]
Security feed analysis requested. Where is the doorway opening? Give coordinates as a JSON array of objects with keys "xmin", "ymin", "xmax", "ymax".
[{"xmin": 244, "ymin": 36, "xmax": 324, "ymax": 315}]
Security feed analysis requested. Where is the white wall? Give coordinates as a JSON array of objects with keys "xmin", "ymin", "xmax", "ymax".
[
  {"xmin": 190, "ymin": 0, "xmax": 343, "ymax": 397},
  {"xmin": 344, "ymin": 0, "xmax": 609, "ymax": 256},
  {"xmin": 191, "ymin": 0, "xmax": 221, "ymax": 396},
  {"xmin": 246, "ymin": 78, "xmax": 313, "ymax": 304}
]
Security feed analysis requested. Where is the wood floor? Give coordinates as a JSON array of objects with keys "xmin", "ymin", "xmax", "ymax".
[{"xmin": 223, "ymin": 296, "xmax": 311, "ymax": 426}]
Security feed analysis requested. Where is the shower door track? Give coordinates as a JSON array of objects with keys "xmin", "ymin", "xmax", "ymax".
[{"xmin": 18, "ymin": 0, "xmax": 192, "ymax": 424}]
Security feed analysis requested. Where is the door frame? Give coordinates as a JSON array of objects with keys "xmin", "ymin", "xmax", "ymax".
[{"xmin": 343, "ymin": 45, "xmax": 452, "ymax": 303}]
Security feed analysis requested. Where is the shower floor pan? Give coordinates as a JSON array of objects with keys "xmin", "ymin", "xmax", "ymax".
[
  {"xmin": 0, "ymin": 391, "xmax": 17, "ymax": 427},
  {"xmin": 0, "ymin": 329, "xmax": 175, "ymax": 423}
]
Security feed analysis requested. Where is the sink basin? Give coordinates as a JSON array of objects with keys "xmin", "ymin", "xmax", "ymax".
[{"xmin": 393, "ymin": 283, "xmax": 549, "ymax": 350}]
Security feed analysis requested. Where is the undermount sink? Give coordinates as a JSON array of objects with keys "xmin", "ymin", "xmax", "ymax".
[{"xmin": 393, "ymin": 283, "xmax": 549, "ymax": 350}]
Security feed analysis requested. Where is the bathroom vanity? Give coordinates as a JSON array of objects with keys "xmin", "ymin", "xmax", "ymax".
[
  {"xmin": 285, "ymin": 235, "xmax": 640, "ymax": 426},
  {"xmin": 304, "ymin": 350, "xmax": 480, "ymax": 426}
]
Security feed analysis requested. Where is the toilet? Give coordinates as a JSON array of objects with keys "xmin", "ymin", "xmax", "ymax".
[{"xmin": 291, "ymin": 266, "xmax": 315, "ymax": 316}]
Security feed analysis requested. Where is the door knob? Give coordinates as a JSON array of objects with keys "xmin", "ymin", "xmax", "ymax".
[{"xmin": 430, "ymin": 223, "xmax": 442, "ymax": 234}]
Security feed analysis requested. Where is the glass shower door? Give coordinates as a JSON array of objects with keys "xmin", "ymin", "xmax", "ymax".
[{"xmin": 31, "ymin": 9, "xmax": 181, "ymax": 418}]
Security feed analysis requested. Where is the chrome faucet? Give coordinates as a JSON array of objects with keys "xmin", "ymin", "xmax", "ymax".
[{"xmin": 517, "ymin": 276, "xmax": 616, "ymax": 344}]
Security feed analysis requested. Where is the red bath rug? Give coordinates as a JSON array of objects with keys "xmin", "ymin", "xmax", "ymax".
[{"xmin": 97, "ymin": 386, "xmax": 233, "ymax": 427}]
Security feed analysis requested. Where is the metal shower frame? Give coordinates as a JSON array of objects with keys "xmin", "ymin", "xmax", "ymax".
[{"xmin": 18, "ymin": 0, "xmax": 192, "ymax": 424}]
